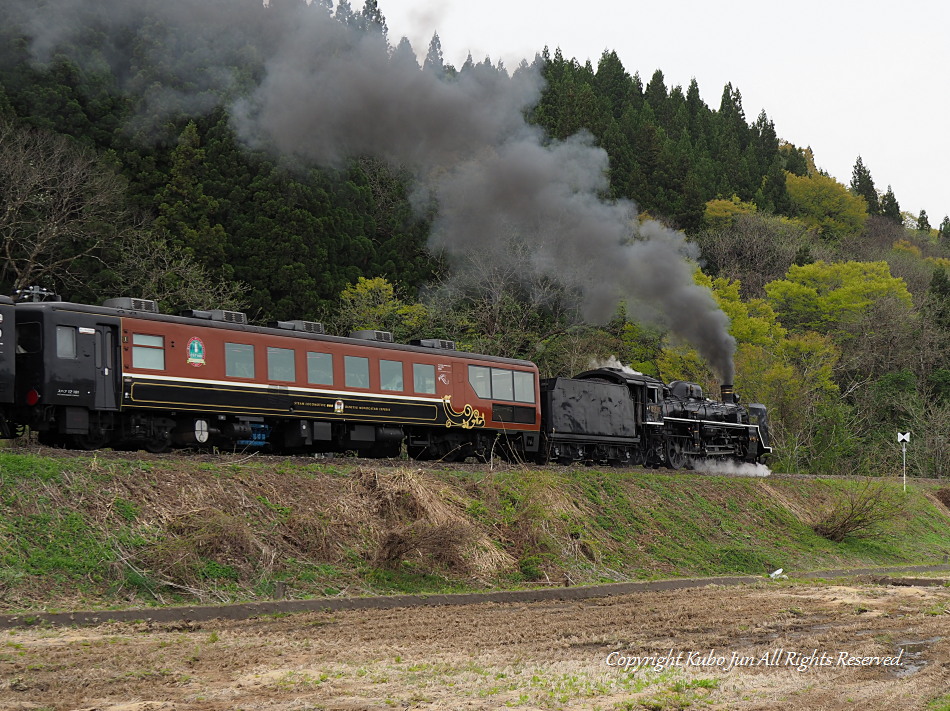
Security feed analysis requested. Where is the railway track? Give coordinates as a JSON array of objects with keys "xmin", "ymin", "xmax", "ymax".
[{"xmin": 4, "ymin": 442, "xmax": 933, "ymax": 481}]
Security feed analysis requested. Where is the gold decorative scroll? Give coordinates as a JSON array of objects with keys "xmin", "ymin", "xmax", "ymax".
[{"xmin": 442, "ymin": 396, "xmax": 485, "ymax": 429}]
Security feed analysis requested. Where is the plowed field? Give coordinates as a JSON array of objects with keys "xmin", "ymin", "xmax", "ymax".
[{"xmin": 2, "ymin": 580, "xmax": 948, "ymax": 710}]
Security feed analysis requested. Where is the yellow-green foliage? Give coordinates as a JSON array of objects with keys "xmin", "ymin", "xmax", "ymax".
[
  {"xmin": 337, "ymin": 276, "xmax": 429, "ymax": 340},
  {"xmin": 892, "ymin": 239, "xmax": 922, "ymax": 257},
  {"xmin": 655, "ymin": 272, "xmax": 839, "ymax": 407},
  {"xmin": 785, "ymin": 171, "xmax": 868, "ymax": 239},
  {"xmin": 764, "ymin": 260, "xmax": 912, "ymax": 333},
  {"xmin": 703, "ymin": 195, "xmax": 757, "ymax": 230}
]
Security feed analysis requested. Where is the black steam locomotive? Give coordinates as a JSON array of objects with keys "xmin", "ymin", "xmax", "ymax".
[
  {"xmin": 2, "ymin": 290, "xmax": 770, "ymax": 468},
  {"xmin": 539, "ymin": 369, "xmax": 769, "ymax": 468}
]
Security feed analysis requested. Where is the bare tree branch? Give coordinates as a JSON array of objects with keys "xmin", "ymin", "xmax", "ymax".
[{"xmin": 0, "ymin": 118, "xmax": 133, "ymax": 292}]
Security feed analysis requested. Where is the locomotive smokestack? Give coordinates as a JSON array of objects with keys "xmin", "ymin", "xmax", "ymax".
[{"xmin": 721, "ymin": 384, "xmax": 736, "ymax": 404}]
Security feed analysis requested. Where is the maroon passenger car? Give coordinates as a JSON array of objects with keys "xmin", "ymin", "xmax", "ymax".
[{"xmin": 15, "ymin": 298, "xmax": 541, "ymax": 459}]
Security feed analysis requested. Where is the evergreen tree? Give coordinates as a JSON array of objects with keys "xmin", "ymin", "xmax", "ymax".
[
  {"xmin": 713, "ymin": 83, "xmax": 756, "ymax": 200},
  {"xmin": 391, "ymin": 37, "xmax": 419, "ymax": 69},
  {"xmin": 594, "ymin": 50, "xmax": 632, "ymax": 120},
  {"xmin": 781, "ymin": 144, "xmax": 809, "ymax": 176},
  {"xmin": 849, "ymin": 155, "xmax": 880, "ymax": 215},
  {"xmin": 360, "ymin": 0, "xmax": 388, "ymax": 37},
  {"xmin": 334, "ymin": 0, "xmax": 356, "ymax": 26},
  {"xmin": 880, "ymin": 185, "xmax": 901, "ymax": 222},
  {"xmin": 752, "ymin": 110, "xmax": 779, "ymax": 176},
  {"xmin": 718, "ymin": 83, "xmax": 747, "ymax": 129},
  {"xmin": 629, "ymin": 71, "xmax": 644, "ymax": 110},
  {"xmin": 927, "ymin": 267, "xmax": 950, "ymax": 333},
  {"xmin": 758, "ymin": 155, "xmax": 792, "ymax": 214},
  {"xmin": 939, "ymin": 216, "xmax": 950, "ymax": 241},
  {"xmin": 684, "ymin": 78, "xmax": 708, "ymax": 138},
  {"xmin": 423, "ymin": 32, "xmax": 444, "ymax": 74},
  {"xmin": 918, "ymin": 209, "xmax": 931, "ymax": 231},
  {"xmin": 644, "ymin": 69, "xmax": 669, "ymax": 126},
  {"xmin": 154, "ymin": 121, "xmax": 230, "ymax": 276}
]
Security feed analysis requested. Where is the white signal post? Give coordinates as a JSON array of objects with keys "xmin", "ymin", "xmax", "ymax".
[{"xmin": 897, "ymin": 432, "xmax": 910, "ymax": 493}]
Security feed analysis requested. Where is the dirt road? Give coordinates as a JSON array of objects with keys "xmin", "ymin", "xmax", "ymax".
[{"xmin": 1, "ymin": 580, "xmax": 947, "ymax": 710}]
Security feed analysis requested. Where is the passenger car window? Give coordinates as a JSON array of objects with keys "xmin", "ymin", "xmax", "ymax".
[
  {"xmin": 307, "ymin": 352, "xmax": 333, "ymax": 385},
  {"xmin": 413, "ymin": 363, "xmax": 436, "ymax": 394},
  {"xmin": 132, "ymin": 333, "xmax": 165, "ymax": 370},
  {"xmin": 491, "ymin": 368, "xmax": 514, "ymax": 401},
  {"xmin": 267, "ymin": 347, "xmax": 296, "ymax": 382},
  {"xmin": 380, "ymin": 360, "xmax": 403, "ymax": 391},
  {"xmin": 225, "ymin": 342, "xmax": 255, "ymax": 378},
  {"xmin": 468, "ymin": 365, "xmax": 491, "ymax": 399},
  {"xmin": 513, "ymin": 370, "xmax": 536, "ymax": 404},
  {"xmin": 344, "ymin": 355, "xmax": 369, "ymax": 388}
]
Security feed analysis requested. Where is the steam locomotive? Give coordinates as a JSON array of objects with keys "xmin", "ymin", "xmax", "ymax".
[{"xmin": 2, "ymin": 290, "xmax": 770, "ymax": 468}]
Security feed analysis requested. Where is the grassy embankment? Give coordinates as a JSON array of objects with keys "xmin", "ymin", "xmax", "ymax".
[{"xmin": 0, "ymin": 449, "xmax": 948, "ymax": 612}]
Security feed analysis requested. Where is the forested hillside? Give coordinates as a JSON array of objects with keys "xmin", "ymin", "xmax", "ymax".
[{"xmin": 0, "ymin": 0, "xmax": 948, "ymax": 476}]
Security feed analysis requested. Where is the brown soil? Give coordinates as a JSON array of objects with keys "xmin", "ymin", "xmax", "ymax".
[{"xmin": 2, "ymin": 581, "xmax": 947, "ymax": 710}]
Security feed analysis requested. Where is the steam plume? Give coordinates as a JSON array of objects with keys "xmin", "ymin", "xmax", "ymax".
[{"xmin": 4, "ymin": 0, "xmax": 736, "ymax": 380}]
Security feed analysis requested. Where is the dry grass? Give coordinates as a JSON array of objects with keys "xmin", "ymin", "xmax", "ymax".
[{"xmin": 357, "ymin": 466, "xmax": 515, "ymax": 576}]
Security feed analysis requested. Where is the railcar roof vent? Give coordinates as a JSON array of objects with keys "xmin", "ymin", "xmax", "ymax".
[
  {"xmin": 102, "ymin": 297, "xmax": 159, "ymax": 313},
  {"xmin": 180, "ymin": 309, "xmax": 213, "ymax": 320},
  {"xmin": 271, "ymin": 319, "xmax": 325, "ymax": 334},
  {"xmin": 209, "ymin": 309, "xmax": 248, "ymax": 325},
  {"xmin": 410, "ymin": 338, "xmax": 456, "ymax": 350},
  {"xmin": 350, "ymin": 329, "xmax": 394, "ymax": 343}
]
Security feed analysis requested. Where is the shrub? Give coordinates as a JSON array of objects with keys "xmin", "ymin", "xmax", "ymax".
[{"xmin": 812, "ymin": 480, "xmax": 907, "ymax": 542}]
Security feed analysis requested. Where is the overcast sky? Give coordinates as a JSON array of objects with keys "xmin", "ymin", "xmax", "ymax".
[{"xmin": 381, "ymin": 0, "xmax": 948, "ymax": 225}]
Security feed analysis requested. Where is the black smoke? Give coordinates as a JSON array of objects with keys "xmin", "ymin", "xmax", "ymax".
[{"xmin": 4, "ymin": 0, "xmax": 735, "ymax": 381}]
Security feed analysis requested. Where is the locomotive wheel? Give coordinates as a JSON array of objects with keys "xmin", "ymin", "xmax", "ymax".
[{"xmin": 666, "ymin": 439, "xmax": 688, "ymax": 470}]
